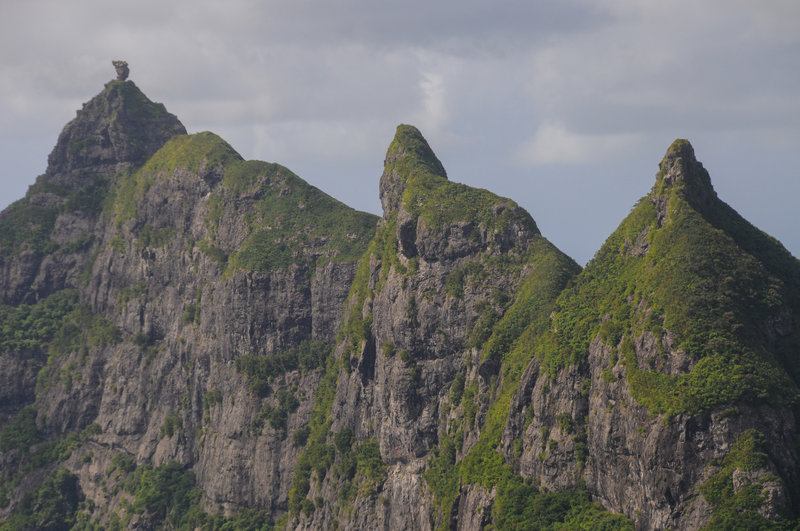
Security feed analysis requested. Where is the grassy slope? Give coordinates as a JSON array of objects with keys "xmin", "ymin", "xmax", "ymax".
[
  {"xmin": 540, "ymin": 140, "xmax": 800, "ymax": 417},
  {"xmin": 288, "ymin": 125, "xmax": 632, "ymax": 529},
  {"xmin": 110, "ymin": 131, "xmax": 379, "ymax": 273},
  {"xmin": 1, "ymin": 125, "xmax": 378, "ymax": 528}
]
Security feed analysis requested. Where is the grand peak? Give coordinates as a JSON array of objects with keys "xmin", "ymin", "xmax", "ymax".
[
  {"xmin": 379, "ymin": 124, "xmax": 447, "ymax": 216},
  {"xmin": 44, "ymin": 63, "xmax": 185, "ymax": 186},
  {"xmin": 656, "ymin": 138, "xmax": 716, "ymax": 208}
]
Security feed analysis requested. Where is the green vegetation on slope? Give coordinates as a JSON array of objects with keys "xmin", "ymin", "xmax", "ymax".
[
  {"xmin": 8, "ymin": 457, "xmax": 280, "ymax": 530},
  {"xmin": 1, "ymin": 288, "xmax": 121, "ymax": 397},
  {"xmin": 0, "ymin": 175, "xmax": 109, "ymax": 257},
  {"xmin": 0, "ymin": 468, "xmax": 82, "ymax": 531},
  {"xmin": 236, "ymin": 340, "xmax": 331, "ymax": 396},
  {"xmin": 221, "ymin": 159, "xmax": 377, "ymax": 272},
  {"xmin": 699, "ymin": 429, "xmax": 794, "ymax": 529},
  {"xmin": 109, "ymin": 459, "xmax": 277, "ymax": 530},
  {"xmin": 383, "ymin": 124, "xmax": 447, "ymax": 188},
  {"xmin": 139, "ymin": 131, "xmax": 242, "ymax": 175},
  {"xmin": 0, "ymin": 411, "xmax": 101, "ymax": 515},
  {"xmin": 0, "ymin": 290, "xmax": 79, "ymax": 352},
  {"xmin": 536, "ymin": 146, "xmax": 800, "ymax": 417},
  {"xmin": 448, "ymin": 240, "xmax": 604, "ymax": 528},
  {"xmin": 107, "ymin": 131, "xmax": 378, "ymax": 274},
  {"xmin": 387, "ymin": 124, "xmax": 539, "ymax": 235},
  {"xmin": 287, "ymin": 352, "xmax": 339, "ymax": 517},
  {"xmin": 492, "ymin": 482, "xmax": 634, "ymax": 531}
]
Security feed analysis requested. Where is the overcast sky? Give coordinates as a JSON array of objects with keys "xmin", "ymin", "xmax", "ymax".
[{"xmin": 2, "ymin": 0, "xmax": 798, "ymax": 265}]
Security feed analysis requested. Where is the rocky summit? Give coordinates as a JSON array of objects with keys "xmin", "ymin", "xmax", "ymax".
[{"xmin": 1, "ymin": 69, "xmax": 799, "ymax": 530}]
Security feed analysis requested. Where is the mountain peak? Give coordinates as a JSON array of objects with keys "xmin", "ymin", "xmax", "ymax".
[
  {"xmin": 44, "ymin": 77, "xmax": 186, "ymax": 187},
  {"xmin": 379, "ymin": 124, "xmax": 447, "ymax": 216},
  {"xmin": 663, "ymin": 137, "xmax": 695, "ymax": 160},
  {"xmin": 656, "ymin": 138, "xmax": 716, "ymax": 207}
]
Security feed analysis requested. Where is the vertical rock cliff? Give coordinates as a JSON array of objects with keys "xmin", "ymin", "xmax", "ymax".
[
  {"xmin": 499, "ymin": 139, "xmax": 800, "ymax": 529},
  {"xmin": 286, "ymin": 125, "xmax": 581, "ymax": 530},
  {"xmin": 1, "ymin": 74, "xmax": 799, "ymax": 530},
  {"xmin": 0, "ymin": 75, "xmax": 378, "ymax": 528},
  {"xmin": 0, "ymin": 79, "xmax": 185, "ymax": 414}
]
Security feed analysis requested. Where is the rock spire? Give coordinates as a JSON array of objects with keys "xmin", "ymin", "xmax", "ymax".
[
  {"xmin": 112, "ymin": 60, "xmax": 129, "ymax": 81},
  {"xmin": 657, "ymin": 138, "xmax": 716, "ymax": 207},
  {"xmin": 379, "ymin": 124, "xmax": 447, "ymax": 216}
]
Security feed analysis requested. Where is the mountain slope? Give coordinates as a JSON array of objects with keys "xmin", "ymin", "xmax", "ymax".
[
  {"xmin": 1, "ymin": 73, "xmax": 799, "ymax": 531},
  {"xmin": 0, "ymin": 75, "xmax": 378, "ymax": 529},
  {"xmin": 285, "ymin": 125, "xmax": 602, "ymax": 529},
  {"xmin": 500, "ymin": 139, "xmax": 800, "ymax": 528},
  {"xmin": 544, "ymin": 139, "xmax": 798, "ymax": 414},
  {"xmin": 0, "ymin": 80, "xmax": 186, "ymax": 304}
]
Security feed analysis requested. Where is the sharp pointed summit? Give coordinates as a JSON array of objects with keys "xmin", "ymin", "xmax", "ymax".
[
  {"xmin": 1, "ymin": 68, "xmax": 799, "ymax": 530},
  {"xmin": 379, "ymin": 124, "xmax": 447, "ymax": 216},
  {"xmin": 44, "ymin": 63, "xmax": 185, "ymax": 187},
  {"xmin": 524, "ymin": 137, "xmax": 800, "ymax": 528},
  {"xmin": 655, "ymin": 138, "xmax": 716, "ymax": 209}
]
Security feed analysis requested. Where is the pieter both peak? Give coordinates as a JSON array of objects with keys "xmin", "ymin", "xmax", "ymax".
[{"xmin": 0, "ymin": 63, "xmax": 798, "ymax": 530}]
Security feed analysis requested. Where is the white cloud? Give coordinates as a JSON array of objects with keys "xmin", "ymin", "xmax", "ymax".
[
  {"xmin": 417, "ymin": 71, "xmax": 447, "ymax": 134},
  {"xmin": 514, "ymin": 124, "xmax": 642, "ymax": 166}
]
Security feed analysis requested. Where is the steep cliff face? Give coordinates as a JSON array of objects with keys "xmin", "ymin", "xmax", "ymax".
[
  {"xmin": 0, "ymin": 77, "xmax": 377, "ymax": 528},
  {"xmin": 286, "ymin": 125, "xmax": 580, "ymax": 530},
  {"xmin": 2, "ymin": 75, "xmax": 800, "ymax": 530},
  {"xmin": 499, "ymin": 139, "xmax": 800, "ymax": 528},
  {"xmin": 0, "ymin": 80, "xmax": 185, "ymax": 421},
  {"xmin": 0, "ymin": 80, "xmax": 186, "ymax": 307}
]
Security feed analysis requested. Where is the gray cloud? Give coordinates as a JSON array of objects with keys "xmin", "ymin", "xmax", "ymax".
[{"xmin": 1, "ymin": 0, "xmax": 798, "ymax": 264}]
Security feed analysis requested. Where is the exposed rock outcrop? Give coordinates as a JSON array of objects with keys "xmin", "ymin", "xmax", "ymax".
[
  {"xmin": 1, "ymin": 82, "xmax": 799, "ymax": 531},
  {"xmin": 46, "ymin": 79, "xmax": 185, "ymax": 181},
  {"xmin": 288, "ymin": 125, "xmax": 579, "ymax": 529},
  {"xmin": 113, "ymin": 60, "xmax": 129, "ymax": 81},
  {"xmin": 0, "ymin": 81, "xmax": 377, "ymax": 527}
]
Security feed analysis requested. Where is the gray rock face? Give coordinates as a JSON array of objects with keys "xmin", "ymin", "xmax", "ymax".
[
  {"xmin": 456, "ymin": 484, "xmax": 494, "ymax": 531},
  {"xmin": 289, "ymin": 125, "xmax": 578, "ymax": 529},
  {"xmin": 0, "ymin": 81, "xmax": 376, "ymax": 526},
  {"xmin": 658, "ymin": 138, "xmax": 716, "ymax": 209},
  {"xmin": 0, "ymin": 351, "xmax": 42, "ymax": 409},
  {"xmin": 112, "ymin": 60, "xmax": 129, "ymax": 81},
  {"xmin": 46, "ymin": 80, "xmax": 185, "ymax": 181},
  {"xmin": 499, "ymin": 334, "xmax": 798, "ymax": 529},
  {"xmin": 0, "ymin": 250, "xmax": 42, "ymax": 305},
  {"xmin": 68, "ymin": 143, "xmax": 371, "ymax": 516},
  {"xmin": 0, "ymin": 79, "xmax": 186, "ymax": 305},
  {"xmin": 2, "ymin": 87, "xmax": 799, "ymax": 531}
]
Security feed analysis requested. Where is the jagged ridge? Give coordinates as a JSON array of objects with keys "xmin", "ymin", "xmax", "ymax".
[
  {"xmin": 1, "ymin": 73, "xmax": 799, "ymax": 531},
  {"xmin": 0, "ymin": 74, "xmax": 379, "ymax": 529},
  {"xmin": 506, "ymin": 139, "xmax": 800, "ymax": 527},
  {"xmin": 286, "ymin": 125, "xmax": 592, "ymax": 530}
]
